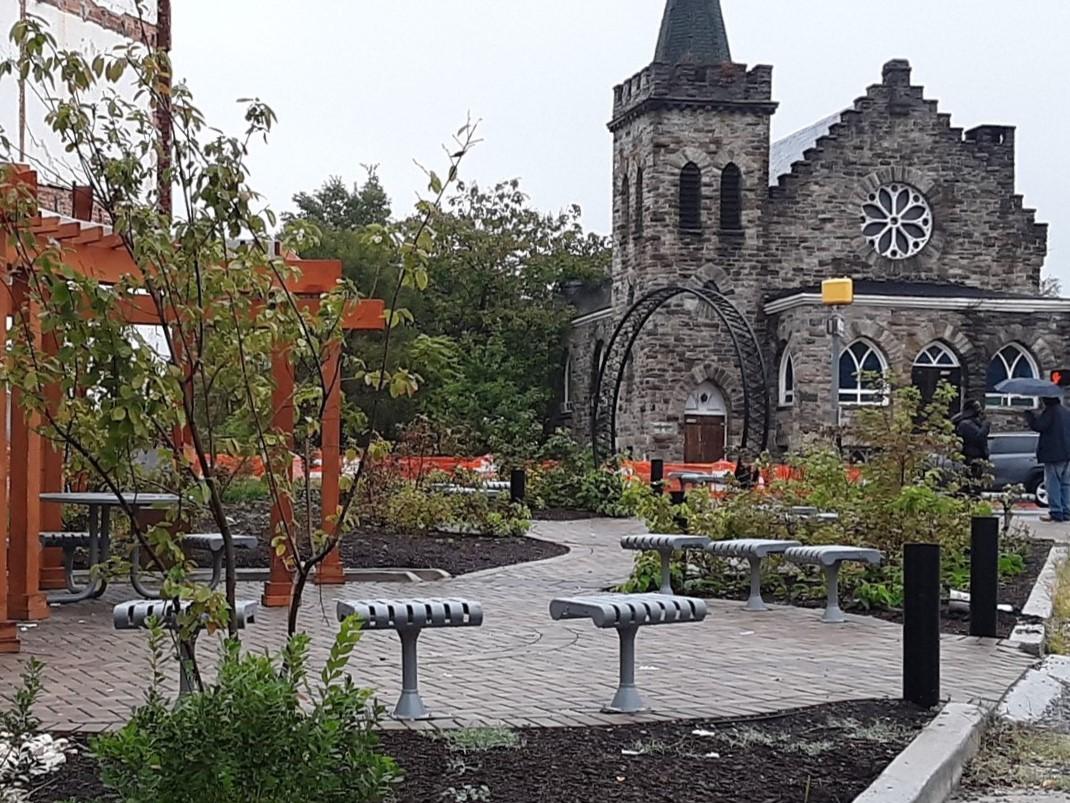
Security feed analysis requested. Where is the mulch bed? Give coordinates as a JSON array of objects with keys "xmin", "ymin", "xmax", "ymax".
[{"xmin": 29, "ymin": 700, "xmax": 932, "ymax": 803}]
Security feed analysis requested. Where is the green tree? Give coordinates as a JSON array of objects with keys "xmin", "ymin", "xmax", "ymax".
[{"xmin": 0, "ymin": 16, "xmax": 472, "ymax": 648}]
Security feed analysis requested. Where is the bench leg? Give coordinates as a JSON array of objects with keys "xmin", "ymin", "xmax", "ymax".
[
  {"xmin": 393, "ymin": 629, "xmax": 431, "ymax": 720},
  {"xmin": 821, "ymin": 562, "xmax": 846, "ymax": 624},
  {"xmin": 743, "ymin": 557, "xmax": 767, "ymax": 612},
  {"xmin": 658, "ymin": 549, "xmax": 674, "ymax": 595},
  {"xmin": 208, "ymin": 549, "xmax": 225, "ymax": 590},
  {"xmin": 177, "ymin": 636, "xmax": 198, "ymax": 697},
  {"xmin": 605, "ymin": 624, "xmax": 645, "ymax": 714}
]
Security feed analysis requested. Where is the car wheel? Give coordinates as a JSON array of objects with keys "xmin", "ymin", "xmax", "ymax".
[{"xmin": 1033, "ymin": 479, "xmax": 1049, "ymax": 508}]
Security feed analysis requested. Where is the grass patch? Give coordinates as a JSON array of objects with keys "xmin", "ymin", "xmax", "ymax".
[
  {"xmin": 719, "ymin": 725, "xmax": 834, "ymax": 757},
  {"xmin": 434, "ymin": 727, "xmax": 521, "ymax": 753},
  {"xmin": 1047, "ymin": 556, "xmax": 1070, "ymax": 655},
  {"xmin": 962, "ymin": 722, "xmax": 1070, "ymax": 792}
]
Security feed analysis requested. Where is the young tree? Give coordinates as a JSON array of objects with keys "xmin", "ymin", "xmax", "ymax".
[{"xmin": 0, "ymin": 16, "xmax": 473, "ymax": 660}]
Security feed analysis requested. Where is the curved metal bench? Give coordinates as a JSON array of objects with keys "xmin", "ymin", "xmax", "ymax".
[
  {"xmin": 620, "ymin": 534, "xmax": 711, "ymax": 594},
  {"xmin": 783, "ymin": 546, "xmax": 883, "ymax": 624},
  {"xmin": 549, "ymin": 593, "xmax": 707, "ymax": 713},
  {"xmin": 131, "ymin": 533, "xmax": 259, "ymax": 597},
  {"xmin": 39, "ymin": 532, "xmax": 106, "ymax": 598},
  {"xmin": 337, "ymin": 598, "xmax": 483, "ymax": 720},
  {"xmin": 113, "ymin": 598, "xmax": 258, "ymax": 695},
  {"xmin": 705, "ymin": 538, "xmax": 802, "ymax": 611}
]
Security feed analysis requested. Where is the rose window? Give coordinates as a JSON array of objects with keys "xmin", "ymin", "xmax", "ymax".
[{"xmin": 861, "ymin": 184, "xmax": 933, "ymax": 260}]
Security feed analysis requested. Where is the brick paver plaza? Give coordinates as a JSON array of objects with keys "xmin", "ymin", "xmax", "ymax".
[{"xmin": 0, "ymin": 518, "xmax": 1034, "ymax": 732}]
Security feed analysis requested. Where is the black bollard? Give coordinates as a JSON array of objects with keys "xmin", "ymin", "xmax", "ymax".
[
  {"xmin": 903, "ymin": 543, "xmax": 941, "ymax": 708},
  {"xmin": 510, "ymin": 468, "xmax": 526, "ymax": 505},
  {"xmin": 651, "ymin": 459, "xmax": 665, "ymax": 496},
  {"xmin": 970, "ymin": 516, "xmax": 1000, "ymax": 638}
]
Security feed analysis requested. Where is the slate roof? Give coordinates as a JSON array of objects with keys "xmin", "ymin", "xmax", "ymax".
[
  {"xmin": 654, "ymin": 0, "xmax": 732, "ymax": 65},
  {"xmin": 768, "ymin": 112, "xmax": 843, "ymax": 187}
]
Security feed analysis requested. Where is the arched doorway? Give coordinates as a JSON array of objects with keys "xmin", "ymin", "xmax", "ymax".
[
  {"xmin": 912, "ymin": 342, "xmax": 962, "ymax": 412},
  {"xmin": 590, "ymin": 284, "xmax": 769, "ymax": 464},
  {"xmin": 684, "ymin": 381, "xmax": 727, "ymax": 463}
]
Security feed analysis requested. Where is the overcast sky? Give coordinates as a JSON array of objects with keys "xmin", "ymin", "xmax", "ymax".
[{"xmin": 174, "ymin": 0, "xmax": 1070, "ymax": 288}]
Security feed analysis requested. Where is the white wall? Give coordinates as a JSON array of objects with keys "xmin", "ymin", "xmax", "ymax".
[{"xmin": 0, "ymin": 1, "xmax": 153, "ymax": 187}]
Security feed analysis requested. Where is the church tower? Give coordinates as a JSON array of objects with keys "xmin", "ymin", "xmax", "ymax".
[
  {"xmin": 609, "ymin": 0, "xmax": 777, "ymax": 306},
  {"xmin": 603, "ymin": 0, "xmax": 778, "ymax": 461}
]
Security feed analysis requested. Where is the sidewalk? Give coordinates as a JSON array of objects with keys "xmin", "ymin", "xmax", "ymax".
[{"xmin": 0, "ymin": 518, "xmax": 1035, "ymax": 732}]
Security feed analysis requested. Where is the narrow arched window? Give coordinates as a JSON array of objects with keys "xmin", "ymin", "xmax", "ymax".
[
  {"xmin": 986, "ymin": 344, "xmax": 1040, "ymax": 409},
  {"xmin": 634, "ymin": 168, "xmax": 644, "ymax": 236},
  {"xmin": 779, "ymin": 352, "xmax": 796, "ymax": 407},
  {"xmin": 720, "ymin": 163, "xmax": 743, "ymax": 231},
  {"xmin": 620, "ymin": 173, "xmax": 630, "ymax": 238},
  {"xmin": 839, "ymin": 339, "xmax": 888, "ymax": 405},
  {"xmin": 679, "ymin": 162, "xmax": 702, "ymax": 232}
]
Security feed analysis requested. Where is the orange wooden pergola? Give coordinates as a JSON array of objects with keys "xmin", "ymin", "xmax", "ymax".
[{"xmin": 0, "ymin": 168, "xmax": 384, "ymax": 653}]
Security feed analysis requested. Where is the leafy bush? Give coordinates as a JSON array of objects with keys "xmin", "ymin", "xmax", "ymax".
[
  {"xmin": 378, "ymin": 482, "xmax": 531, "ymax": 537},
  {"xmin": 525, "ymin": 432, "xmax": 628, "ymax": 517},
  {"xmin": 92, "ymin": 618, "xmax": 398, "ymax": 803}
]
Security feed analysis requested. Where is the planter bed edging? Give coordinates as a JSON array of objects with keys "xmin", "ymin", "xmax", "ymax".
[{"xmin": 852, "ymin": 702, "xmax": 987, "ymax": 803}]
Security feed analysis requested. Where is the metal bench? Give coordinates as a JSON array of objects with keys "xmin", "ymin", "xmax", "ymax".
[
  {"xmin": 131, "ymin": 533, "xmax": 258, "ymax": 597},
  {"xmin": 704, "ymin": 539, "xmax": 802, "ymax": 611},
  {"xmin": 113, "ymin": 598, "xmax": 258, "ymax": 695},
  {"xmin": 620, "ymin": 534, "xmax": 711, "ymax": 594},
  {"xmin": 336, "ymin": 598, "xmax": 483, "ymax": 721},
  {"xmin": 549, "ymin": 593, "xmax": 707, "ymax": 713},
  {"xmin": 783, "ymin": 546, "xmax": 883, "ymax": 624},
  {"xmin": 39, "ymin": 532, "xmax": 104, "ymax": 597}
]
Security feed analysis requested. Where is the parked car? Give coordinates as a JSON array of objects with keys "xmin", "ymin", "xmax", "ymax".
[{"xmin": 989, "ymin": 432, "xmax": 1048, "ymax": 507}]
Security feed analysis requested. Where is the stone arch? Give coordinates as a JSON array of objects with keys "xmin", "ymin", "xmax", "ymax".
[{"xmin": 591, "ymin": 285, "xmax": 769, "ymax": 463}]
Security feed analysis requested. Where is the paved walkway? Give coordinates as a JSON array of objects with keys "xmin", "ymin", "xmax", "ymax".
[{"xmin": 0, "ymin": 519, "xmax": 1035, "ymax": 732}]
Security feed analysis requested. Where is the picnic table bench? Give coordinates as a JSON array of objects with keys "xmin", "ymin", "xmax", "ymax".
[
  {"xmin": 620, "ymin": 534, "xmax": 711, "ymax": 594},
  {"xmin": 550, "ymin": 593, "xmax": 707, "ymax": 713},
  {"xmin": 337, "ymin": 597, "xmax": 483, "ymax": 720},
  {"xmin": 783, "ymin": 546, "xmax": 883, "ymax": 623},
  {"xmin": 705, "ymin": 539, "xmax": 802, "ymax": 611},
  {"xmin": 113, "ymin": 598, "xmax": 258, "ymax": 694}
]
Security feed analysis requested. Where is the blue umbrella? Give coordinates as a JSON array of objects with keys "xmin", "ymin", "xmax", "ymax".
[{"xmin": 995, "ymin": 378, "xmax": 1065, "ymax": 397}]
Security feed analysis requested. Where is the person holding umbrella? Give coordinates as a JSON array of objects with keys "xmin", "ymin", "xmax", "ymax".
[{"xmin": 996, "ymin": 377, "xmax": 1070, "ymax": 522}]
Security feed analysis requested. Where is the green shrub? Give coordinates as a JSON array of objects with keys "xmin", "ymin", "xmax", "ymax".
[
  {"xmin": 91, "ymin": 618, "xmax": 398, "ymax": 803},
  {"xmin": 526, "ymin": 431, "xmax": 628, "ymax": 517},
  {"xmin": 220, "ymin": 476, "xmax": 270, "ymax": 504},
  {"xmin": 384, "ymin": 484, "xmax": 453, "ymax": 531}
]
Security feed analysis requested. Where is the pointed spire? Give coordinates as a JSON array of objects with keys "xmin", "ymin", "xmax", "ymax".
[{"xmin": 654, "ymin": 0, "xmax": 732, "ymax": 65}]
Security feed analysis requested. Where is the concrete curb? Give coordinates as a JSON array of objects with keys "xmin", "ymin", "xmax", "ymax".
[
  {"xmin": 1009, "ymin": 545, "xmax": 1068, "ymax": 657},
  {"xmin": 998, "ymin": 656, "xmax": 1070, "ymax": 726},
  {"xmin": 853, "ymin": 703, "xmax": 988, "ymax": 803}
]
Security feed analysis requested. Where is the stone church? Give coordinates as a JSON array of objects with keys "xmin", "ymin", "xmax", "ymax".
[{"xmin": 563, "ymin": 0, "xmax": 1070, "ymax": 462}]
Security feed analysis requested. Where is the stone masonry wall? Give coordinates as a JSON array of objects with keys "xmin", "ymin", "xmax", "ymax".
[
  {"xmin": 762, "ymin": 62, "xmax": 1047, "ymax": 296},
  {"xmin": 772, "ymin": 303, "xmax": 1070, "ymax": 451}
]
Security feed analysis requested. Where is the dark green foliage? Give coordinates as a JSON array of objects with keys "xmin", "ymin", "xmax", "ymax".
[
  {"xmin": 91, "ymin": 618, "xmax": 398, "ymax": 803},
  {"xmin": 526, "ymin": 432, "xmax": 628, "ymax": 517},
  {"xmin": 291, "ymin": 175, "xmax": 610, "ymax": 449}
]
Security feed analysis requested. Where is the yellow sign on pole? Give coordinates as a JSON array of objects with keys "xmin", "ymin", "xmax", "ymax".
[{"xmin": 822, "ymin": 278, "xmax": 854, "ymax": 307}]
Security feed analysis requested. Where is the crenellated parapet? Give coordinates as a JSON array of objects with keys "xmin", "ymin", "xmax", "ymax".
[{"xmin": 610, "ymin": 62, "xmax": 776, "ymax": 132}]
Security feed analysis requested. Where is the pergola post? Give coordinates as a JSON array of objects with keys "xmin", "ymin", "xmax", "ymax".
[
  {"xmin": 0, "ymin": 297, "xmax": 20, "ymax": 652},
  {"xmin": 7, "ymin": 277, "xmax": 48, "ymax": 621},
  {"xmin": 315, "ymin": 337, "xmax": 345, "ymax": 585},
  {"xmin": 39, "ymin": 328, "xmax": 67, "ymax": 590},
  {"xmin": 261, "ymin": 341, "xmax": 295, "ymax": 608}
]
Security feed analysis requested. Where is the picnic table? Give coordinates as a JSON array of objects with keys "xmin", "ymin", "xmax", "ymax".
[
  {"xmin": 669, "ymin": 471, "xmax": 733, "ymax": 491},
  {"xmin": 39, "ymin": 492, "xmax": 180, "ymax": 604}
]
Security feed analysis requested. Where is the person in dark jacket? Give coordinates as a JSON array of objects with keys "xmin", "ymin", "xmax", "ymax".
[
  {"xmin": 1025, "ymin": 397, "xmax": 1070, "ymax": 523},
  {"xmin": 954, "ymin": 400, "xmax": 991, "ymax": 493}
]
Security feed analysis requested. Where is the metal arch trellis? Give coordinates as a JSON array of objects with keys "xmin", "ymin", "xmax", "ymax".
[{"xmin": 590, "ymin": 285, "xmax": 770, "ymax": 464}]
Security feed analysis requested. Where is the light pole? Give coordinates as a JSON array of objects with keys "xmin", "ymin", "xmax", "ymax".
[{"xmin": 822, "ymin": 278, "xmax": 854, "ymax": 432}]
